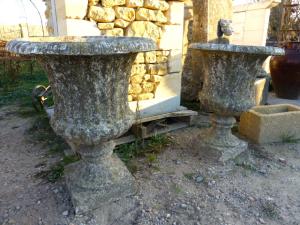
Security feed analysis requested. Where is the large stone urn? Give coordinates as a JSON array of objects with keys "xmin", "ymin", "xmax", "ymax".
[
  {"xmin": 6, "ymin": 37, "xmax": 156, "ymax": 219},
  {"xmin": 189, "ymin": 43, "xmax": 284, "ymax": 162}
]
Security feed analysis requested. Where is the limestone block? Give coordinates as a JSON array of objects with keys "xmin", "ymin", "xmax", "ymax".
[
  {"xmin": 144, "ymin": 51, "xmax": 157, "ymax": 63},
  {"xmin": 239, "ymin": 104, "xmax": 300, "ymax": 144},
  {"xmin": 98, "ymin": 23, "xmax": 114, "ymax": 29},
  {"xmin": 133, "ymin": 93, "xmax": 155, "ymax": 101},
  {"xmin": 136, "ymin": 8, "xmax": 167, "ymax": 23},
  {"xmin": 88, "ymin": 6, "xmax": 115, "ymax": 22},
  {"xmin": 144, "ymin": 0, "xmax": 169, "ymax": 11},
  {"xmin": 143, "ymin": 74, "xmax": 151, "ymax": 81},
  {"xmin": 114, "ymin": 19, "xmax": 130, "ymax": 28},
  {"xmin": 63, "ymin": 0, "xmax": 88, "ymax": 19},
  {"xmin": 115, "ymin": 7, "xmax": 136, "ymax": 22},
  {"xmin": 150, "ymin": 75, "xmax": 162, "ymax": 82},
  {"xmin": 128, "ymin": 95, "xmax": 133, "ymax": 101},
  {"xmin": 134, "ymin": 52, "xmax": 145, "ymax": 63},
  {"xmin": 130, "ymin": 74, "xmax": 144, "ymax": 84},
  {"xmin": 64, "ymin": 19, "xmax": 101, "ymax": 36},
  {"xmin": 88, "ymin": 0, "xmax": 100, "ymax": 6},
  {"xmin": 147, "ymin": 63, "xmax": 167, "ymax": 75},
  {"xmin": 129, "ymin": 83, "xmax": 143, "ymax": 94},
  {"xmin": 156, "ymin": 51, "xmax": 169, "ymax": 63},
  {"xmin": 126, "ymin": 0, "xmax": 143, "ymax": 7},
  {"xmin": 101, "ymin": 28, "xmax": 124, "ymax": 36},
  {"xmin": 155, "ymin": 73, "xmax": 181, "ymax": 99},
  {"xmin": 126, "ymin": 21, "xmax": 161, "ymax": 41},
  {"xmin": 102, "ymin": 0, "xmax": 126, "ymax": 7},
  {"xmin": 131, "ymin": 64, "xmax": 147, "ymax": 75},
  {"xmin": 158, "ymin": 25, "xmax": 183, "ymax": 49},
  {"xmin": 164, "ymin": 1, "xmax": 184, "ymax": 25},
  {"xmin": 168, "ymin": 49, "xmax": 182, "ymax": 73},
  {"xmin": 141, "ymin": 81, "xmax": 155, "ymax": 92}
]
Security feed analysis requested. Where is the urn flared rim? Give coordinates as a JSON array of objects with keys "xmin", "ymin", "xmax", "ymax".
[
  {"xmin": 189, "ymin": 43, "xmax": 285, "ymax": 56},
  {"xmin": 6, "ymin": 36, "xmax": 157, "ymax": 56}
]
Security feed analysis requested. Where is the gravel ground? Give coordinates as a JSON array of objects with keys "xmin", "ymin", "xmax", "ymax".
[{"xmin": 1, "ymin": 105, "xmax": 299, "ymax": 225}]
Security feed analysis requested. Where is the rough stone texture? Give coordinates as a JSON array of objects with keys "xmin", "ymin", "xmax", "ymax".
[
  {"xmin": 97, "ymin": 22, "xmax": 114, "ymax": 29},
  {"xmin": 144, "ymin": 51, "xmax": 157, "ymax": 63},
  {"xmin": 129, "ymin": 83, "xmax": 143, "ymax": 94},
  {"xmin": 134, "ymin": 52, "xmax": 145, "ymax": 63},
  {"xmin": 88, "ymin": 0, "xmax": 99, "ymax": 6},
  {"xmin": 101, "ymin": 28, "xmax": 124, "ymax": 36},
  {"xmin": 136, "ymin": 8, "xmax": 167, "ymax": 23},
  {"xmin": 131, "ymin": 64, "xmax": 147, "ymax": 75},
  {"xmin": 114, "ymin": 19, "xmax": 130, "ymax": 28},
  {"xmin": 239, "ymin": 104, "xmax": 300, "ymax": 144},
  {"xmin": 133, "ymin": 93, "xmax": 155, "ymax": 100},
  {"xmin": 147, "ymin": 63, "xmax": 167, "ymax": 75},
  {"xmin": 189, "ymin": 43, "xmax": 284, "ymax": 162},
  {"xmin": 182, "ymin": 0, "xmax": 233, "ymax": 101},
  {"xmin": 102, "ymin": 0, "xmax": 126, "ymax": 7},
  {"xmin": 144, "ymin": 0, "xmax": 169, "ymax": 11},
  {"xmin": 130, "ymin": 74, "xmax": 144, "ymax": 83},
  {"xmin": 126, "ymin": 21, "xmax": 161, "ymax": 41},
  {"xmin": 115, "ymin": 7, "xmax": 136, "ymax": 22},
  {"xmin": 88, "ymin": 6, "xmax": 116, "ymax": 22},
  {"xmin": 6, "ymin": 36, "xmax": 156, "ymax": 216},
  {"xmin": 126, "ymin": 0, "xmax": 144, "ymax": 7}
]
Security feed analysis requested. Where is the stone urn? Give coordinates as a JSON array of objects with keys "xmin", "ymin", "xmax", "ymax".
[
  {"xmin": 189, "ymin": 43, "xmax": 284, "ymax": 162},
  {"xmin": 6, "ymin": 36, "xmax": 156, "ymax": 218}
]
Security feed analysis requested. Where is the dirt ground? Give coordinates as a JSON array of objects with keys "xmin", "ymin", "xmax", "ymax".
[{"xmin": 1, "ymin": 105, "xmax": 300, "ymax": 225}]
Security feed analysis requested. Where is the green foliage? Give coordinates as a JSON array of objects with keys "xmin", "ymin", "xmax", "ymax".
[
  {"xmin": 184, "ymin": 172, "xmax": 196, "ymax": 180},
  {"xmin": 281, "ymin": 133, "xmax": 299, "ymax": 143},
  {"xmin": 0, "ymin": 61, "xmax": 48, "ymax": 107},
  {"xmin": 27, "ymin": 113, "xmax": 68, "ymax": 155},
  {"xmin": 35, "ymin": 155, "xmax": 80, "ymax": 183},
  {"xmin": 114, "ymin": 134, "xmax": 171, "ymax": 173}
]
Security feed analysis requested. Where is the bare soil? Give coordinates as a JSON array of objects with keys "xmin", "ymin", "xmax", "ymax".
[{"xmin": 1, "ymin": 105, "xmax": 300, "ymax": 225}]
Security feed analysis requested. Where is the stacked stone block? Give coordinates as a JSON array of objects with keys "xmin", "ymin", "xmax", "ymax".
[{"xmin": 87, "ymin": 0, "xmax": 184, "ymax": 102}]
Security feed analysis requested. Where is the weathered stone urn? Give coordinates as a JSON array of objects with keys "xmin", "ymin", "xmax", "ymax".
[
  {"xmin": 189, "ymin": 43, "xmax": 284, "ymax": 162},
  {"xmin": 6, "ymin": 36, "xmax": 156, "ymax": 218}
]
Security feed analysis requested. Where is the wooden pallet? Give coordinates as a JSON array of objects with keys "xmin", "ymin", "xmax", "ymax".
[{"xmin": 115, "ymin": 110, "xmax": 198, "ymax": 145}]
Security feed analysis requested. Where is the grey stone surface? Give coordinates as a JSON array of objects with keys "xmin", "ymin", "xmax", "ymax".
[
  {"xmin": 190, "ymin": 43, "xmax": 284, "ymax": 162},
  {"xmin": 6, "ymin": 36, "xmax": 156, "ymax": 56},
  {"xmin": 6, "ymin": 36, "xmax": 156, "ymax": 217}
]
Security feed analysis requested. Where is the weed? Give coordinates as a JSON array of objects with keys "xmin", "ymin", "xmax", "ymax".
[
  {"xmin": 114, "ymin": 134, "xmax": 172, "ymax": 173},
  {"xmin": 34, "ymin": 154, "xmax": 80, "ymax": 183},
  {"xmin": 261, "ymin": 199, "xmax": 279, "ymax": 219},
  {"xmin": 281, "ymin": 133, "xmax": 299, "ymax": 143},
  {"xmin": 235, "ymin": 160, "xmax": 257, "ymax": 172},
  {"xmin": 184, "ymin": 172, "xmax": 195, "ymax": 180},
  {"xmin": 170, "ymin": 183, "xmax": 182, "ymax": 194},
  {"xmin": 0, "ymin": 61, "xmax": 48, "ymax": 107}
]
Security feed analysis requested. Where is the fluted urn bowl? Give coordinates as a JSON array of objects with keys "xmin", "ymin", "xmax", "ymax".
[
  {"xmin": 190, "ymin": 43, "xmax": 284, "ymax": 162},
  {"xmin": 6, "ymin": 36, "xmax": 156, "ymax": 216}
]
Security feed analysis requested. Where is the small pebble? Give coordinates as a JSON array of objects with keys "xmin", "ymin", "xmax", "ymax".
[
  {"xmin": 62, "ymin": 210, "xmax": 69, "ymax": 216},
  {"xmin": 258, "ymin": 218, "xmax": 266, "ymax": 224},
  {"xmin": 166, "ymin": 213, "xmax": 171, "ymax": 218},
  {"xmin": 195, "ymin": 176, "xmax": 204, "ymax": 183},
  {"xmin": 180, "ymin": 203, "xmax": 187, "ymax": 209},
  {"xmin": 278, "ymin": 158, "xmax": 287, "ymax": 164}
]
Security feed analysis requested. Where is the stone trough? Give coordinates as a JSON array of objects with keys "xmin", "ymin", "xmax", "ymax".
[{"xmin": 239, "ymin": 104, "xmax": 300, "ymax": 144}]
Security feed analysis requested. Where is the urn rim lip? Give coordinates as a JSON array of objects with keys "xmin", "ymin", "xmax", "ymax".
[
  {"xmin": 6, "ymin": 36, "xmax": 157, "ymax": 56},
  {"xmin": 189, "ymin": 43, "xmax": 285, "ymax": 56}
]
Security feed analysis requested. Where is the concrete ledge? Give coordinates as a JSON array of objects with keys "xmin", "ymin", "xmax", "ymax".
[{"xmin": 239, "ymin": 104, "xmax": 300, "ymax": 144}]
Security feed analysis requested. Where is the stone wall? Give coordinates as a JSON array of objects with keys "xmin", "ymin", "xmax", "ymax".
[{"xmin": 85, "ymin": 0, "xmax": 184, "ymax": 102}]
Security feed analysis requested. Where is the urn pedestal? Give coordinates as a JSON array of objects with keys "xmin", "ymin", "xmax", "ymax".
[
  {"xmin": 7, "ymin": 36, "xmax": 156, "ymax": 221},
  {"xmin": 189, "ymin": 43, "xmax": 284, "ymax": 162}
]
